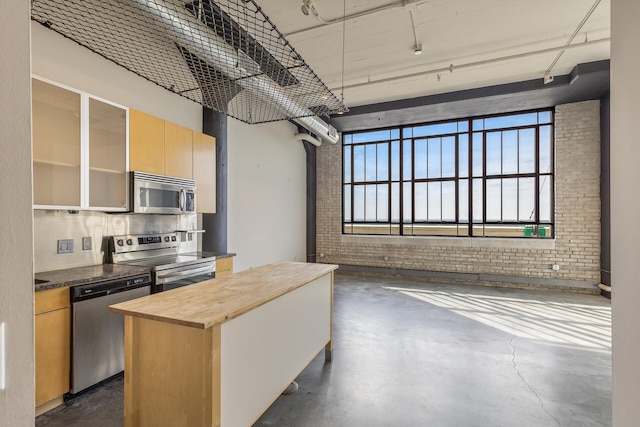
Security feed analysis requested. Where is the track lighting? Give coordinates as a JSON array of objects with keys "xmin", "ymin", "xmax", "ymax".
[
  {"xmin": 301, "ymin": 0, "xmax": 312, "ymax": 16},
  {"xmin": 410, "ymin": 9, "xmax": 422, "ymax": 56}
]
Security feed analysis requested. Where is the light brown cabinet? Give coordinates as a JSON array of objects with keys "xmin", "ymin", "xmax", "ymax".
[
  {"xmin": 129, "ymin": 109, "xmax": 165, "ymax": 175},
  {"xmin": 216, "ymin": 257, "xmax": 233, "ymax": 278},
  {"xmin": 35, "ymin": 287, "xmax": 70, "ymax": 410},
  {"xmin": 129, "ymin": 109, "xmax": 193, "ymax": 179},
  {"xmin": 193, "ymin": 132, "xmax": 216, "ymax": 213},
  {"xmin": 129, "ymin": 109, "xmax": 216, "ymax": 213},
  {"xmin": 164, "ymin": 121, "xmax": 193, "ymax": 180}
]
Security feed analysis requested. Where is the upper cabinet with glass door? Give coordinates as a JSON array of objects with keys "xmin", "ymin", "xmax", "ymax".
[
  {"xmin": 88, "ymin": 97, "xmax": 128, "ymax": 209},
  {"xmin": 32, "ymin": 79, "xmax": 82, "ymax": 207},
  {"xmin": 32, "ymin": 78, "xmax": 129, "ymax": 211}
]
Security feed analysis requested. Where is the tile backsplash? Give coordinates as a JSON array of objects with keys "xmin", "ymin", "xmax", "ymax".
[{"xmin": 34, "ymin": 210, "xmax": 200, "ymax": 272}]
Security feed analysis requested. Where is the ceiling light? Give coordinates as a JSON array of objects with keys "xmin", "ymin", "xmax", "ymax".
[{"xmin": 414, "ymin": 44, "xmax": 423, "ymax": 55}]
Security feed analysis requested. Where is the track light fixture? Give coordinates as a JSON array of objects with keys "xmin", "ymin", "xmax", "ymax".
[
  {"xmin": 410, "ymin": 8, "xmax": 423, "ymax": 56},
  {"xmin": 301, "ymin": 0, "xmax": 313, "ymax": 16}
]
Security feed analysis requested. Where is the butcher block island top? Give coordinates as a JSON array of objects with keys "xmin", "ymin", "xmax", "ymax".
[{"xmin": 109, "ymin": 261, "xmax": 338, "ymax": 329}]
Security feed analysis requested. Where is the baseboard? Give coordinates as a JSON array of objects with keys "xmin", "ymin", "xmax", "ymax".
[{"xmin": 335, "ymin": 264, "xmax": 599, "ymax": 293}]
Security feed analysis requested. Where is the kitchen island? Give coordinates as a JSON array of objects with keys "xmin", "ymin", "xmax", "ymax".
[{"xmin": 109, "ymin": 261, "xmax": 338, "ymax": 427}]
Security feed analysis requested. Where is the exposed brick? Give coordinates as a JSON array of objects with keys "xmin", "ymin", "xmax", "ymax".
[{"xmin": 316, "ymin": 101, "xmax": 601, "ymax": 287}]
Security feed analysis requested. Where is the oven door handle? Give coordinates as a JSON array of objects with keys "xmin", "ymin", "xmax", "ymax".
[{"xmin": 155, "ymin": 265, "xmax": 214, "ymax": 284}]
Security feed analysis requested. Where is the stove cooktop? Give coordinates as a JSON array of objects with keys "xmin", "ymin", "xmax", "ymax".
[{"xmin": 116, "ymin": 252, "xmax": 215, "ymax": 270}]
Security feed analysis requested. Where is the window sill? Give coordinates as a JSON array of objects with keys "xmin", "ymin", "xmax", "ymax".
[{"xmin": 341, "ymin": 234, "xmax": 556, "ymax": 250}]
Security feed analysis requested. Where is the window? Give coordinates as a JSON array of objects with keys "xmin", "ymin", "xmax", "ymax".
[{"xmin": 342, "ymin": 110, "xmax": 554, "ymax": 238}]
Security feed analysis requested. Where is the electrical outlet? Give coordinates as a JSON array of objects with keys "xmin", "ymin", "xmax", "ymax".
[
  {"xmin": 82, "ymin": 237, "xmax": 92, "ymax": 251},
  {"xmin": 57, "ymin": 239, "xmax": 74, "ymax": 254}
]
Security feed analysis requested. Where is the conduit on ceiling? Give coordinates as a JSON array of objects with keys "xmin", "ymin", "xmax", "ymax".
[{"xmin": 31, "ymin": 0, "xmax": 346, "ymax": 144}]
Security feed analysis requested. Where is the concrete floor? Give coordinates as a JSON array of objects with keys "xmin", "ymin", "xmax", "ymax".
[{"xmin": 36, "ymin": 272, "xmax": 611, "ymax": 427}]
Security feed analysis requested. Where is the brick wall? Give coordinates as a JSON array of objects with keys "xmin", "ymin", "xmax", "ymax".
[{"xmin": 316, "ymin": 101, "xmax": 601, "ymax": 289}]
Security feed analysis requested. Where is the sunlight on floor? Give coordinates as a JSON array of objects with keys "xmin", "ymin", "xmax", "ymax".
[{"xmin": 385, "ymin": 286, "xmax": 611, "ymax": 351}]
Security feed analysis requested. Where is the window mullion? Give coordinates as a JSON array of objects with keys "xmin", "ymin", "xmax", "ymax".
[
  {"xmin": 467, "ymin": 120, "xmax": 472, "ymax": 237},
  {"xmin": 351, "ymin": 145, "xmax": 355, "ymax": 230},
  {"xmin": 535, "ymin": 126, "xmax": 540, "ymax": 231},
  {"xmin": 399, "ymin": 137, "xmax": 404, "ymax": 235},
  {"xmin": 388, "ymin": 141, "xmax": 392, "ymax": 234},
  {"xmin": 482, "ymin": 130, "xmax": 487, "ymax": 236},
  {"xmin": 412, "ymin": 138, "xmax": 417, "ymax": 235},
  {"xmin": 455, "ymin": 134, "xmax": 459, "ymax": 229}
]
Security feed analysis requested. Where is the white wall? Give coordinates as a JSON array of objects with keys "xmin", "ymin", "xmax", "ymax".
[
  {"xmin": 31, "ymin": 23, "xmax": 201, "ymax": 131},
  {"xmin": 0, "ymin": 2, "xmax": 35, "ymax": 424},
  {"xmin": 611, "ymin": 1, "xmax": 640, "ymax": 425},
  {"xmin": 227, "ymin": 119, "xmax": 307, "ymax": 272}
]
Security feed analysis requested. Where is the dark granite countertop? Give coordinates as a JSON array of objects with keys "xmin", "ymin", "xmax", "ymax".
[
  {"xmin": 200, "ymin": 252, "xmax": 236, "ymax": 259},
  {"xmin": 35, "ymin": 264, "xmax": 151, "ymax": 292}
]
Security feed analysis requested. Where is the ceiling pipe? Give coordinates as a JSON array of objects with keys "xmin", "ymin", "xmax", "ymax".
[
  {"xmin": 544, "ymin": 0, "xmax": 602, "ymax": 82},
  {"xmin": 331, "ymin": 37, "xmax": 610, "ymax": 92},
  {"xmin": 131, "ymin": 0, "xmax": 339, "ymax": 145},
  {"xmin": 288, "ymin": 0, "xmax": 427, "ymax": 37}
]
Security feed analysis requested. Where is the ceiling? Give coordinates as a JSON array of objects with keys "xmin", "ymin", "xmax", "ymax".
[
  {"xmin": 257, "ymin": 0, "xmax": 610, "ymax": 113},
  {"xmin": 31, "ymin": 0, "xmax": 611, "ymax": 134}
]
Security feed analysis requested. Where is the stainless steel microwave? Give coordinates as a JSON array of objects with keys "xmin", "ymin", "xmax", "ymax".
[{"xmin": 131, "ymin": 171, "xmax": 196, "ymax": 214}]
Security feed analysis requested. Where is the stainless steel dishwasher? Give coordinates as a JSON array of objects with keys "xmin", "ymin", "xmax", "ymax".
[{"xmin": 70, "ymin": 273, "xmax": 151, "ymax": 394}]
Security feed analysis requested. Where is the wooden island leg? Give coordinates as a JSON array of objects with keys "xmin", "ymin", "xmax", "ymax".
[{"xmin": 325, "ymin": 271, "xmax": 334, "ymax": 363}]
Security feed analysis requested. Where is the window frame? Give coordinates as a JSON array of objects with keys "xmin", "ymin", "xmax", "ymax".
[{"xmin": 341, "ymin": 109, "xmax": 555, "ymax": 238}]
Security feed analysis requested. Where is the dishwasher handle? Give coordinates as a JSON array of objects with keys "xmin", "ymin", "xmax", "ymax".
[{"xmin": 71, "ymin": 274, "xmax": 151, "ymax": 302}]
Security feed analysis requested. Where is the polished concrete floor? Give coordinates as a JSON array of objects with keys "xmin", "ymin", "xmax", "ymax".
[{"xmin": 36, "ymin": 273, "xmax": 611, "ymax": 427}]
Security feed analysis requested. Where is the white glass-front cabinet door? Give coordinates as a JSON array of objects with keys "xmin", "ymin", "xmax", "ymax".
[
  {"xmin": 32, "ymin": 77, "xmax": 129, "ymax": 211},
  {"xmin": 88, "ymin": 97, "xmax": 128, "ymax": 210},
  {"xmin": 32, "ymin": 79, "xmax": 82, "ymax": 208}
]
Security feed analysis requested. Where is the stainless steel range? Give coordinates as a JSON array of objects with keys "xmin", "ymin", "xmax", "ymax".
[{"xmin": 111, "ymin": 233, "xmax": 215, "ymax": 293}]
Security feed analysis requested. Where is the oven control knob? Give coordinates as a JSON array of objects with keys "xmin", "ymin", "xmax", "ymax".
[
  {"xmin": 126, "ymin": 239, "xmax": 133, "ymax": 245},
  {"xmin": 171, "ymin": 236, "xmax": 177, "ymax": 242},
  {"xmin": 164, "ymin": 236, "xmax": 170, "ymax": 242},
  {"xmin": 117, "ymin": 239, "xmax": 124, "ymax": 246}
]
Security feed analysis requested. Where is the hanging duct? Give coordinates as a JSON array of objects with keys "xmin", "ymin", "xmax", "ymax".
[{"xmin": 31, "ymin": 0, "xmax": 345, "ymax": 144}]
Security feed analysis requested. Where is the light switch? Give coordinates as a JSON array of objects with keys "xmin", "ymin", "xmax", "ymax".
[{"xmin": 82, "ymin": 237, "xmax": 92, "ymax": 251}]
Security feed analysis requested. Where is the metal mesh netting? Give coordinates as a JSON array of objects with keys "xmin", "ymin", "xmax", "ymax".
[{"xmin": 31, "ymin": 0, "xmax": 347, "ymax": 124}]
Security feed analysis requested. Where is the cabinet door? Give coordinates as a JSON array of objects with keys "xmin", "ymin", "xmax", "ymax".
[
  {"xmin": 165, "ymin": 122, "xmax": 193, "ymax": 179},
  {"xmin": 89, "ymin": 97, "xmax": 128, "ymax": 209},
  {"xmin": 32, "ymin": 79, "xmax": 82, "ymax": 207},
  {"xmin": 129, "ymin": 109, "xmax": 165, "ymax": 175},
  {"xmin": 35, "ymin": 307, "xmax": 71, "ymax": 406},
  {"xmin": 192, "ymin": 132, "xmax": 216, "ymax": 213}
]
